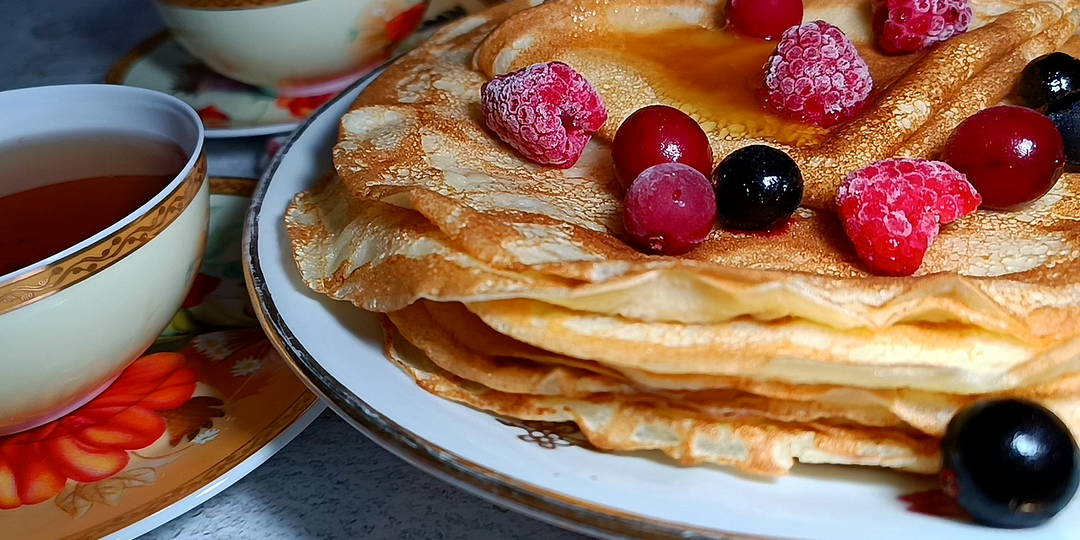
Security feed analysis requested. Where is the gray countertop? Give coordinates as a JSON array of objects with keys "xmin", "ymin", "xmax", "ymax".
[{"xmin": 2, "ymin": 1, "xmax": 588, "ymax": 538}]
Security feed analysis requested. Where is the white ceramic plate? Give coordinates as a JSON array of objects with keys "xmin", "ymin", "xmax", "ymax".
[{"xmin": 243, "ymin": 71, "xmax": 1080, "ymax": 540}]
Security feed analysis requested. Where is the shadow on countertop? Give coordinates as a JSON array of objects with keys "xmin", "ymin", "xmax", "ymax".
[{"xmin": 140, "ymin": 410, "xmax": 592, "ymax": 540}]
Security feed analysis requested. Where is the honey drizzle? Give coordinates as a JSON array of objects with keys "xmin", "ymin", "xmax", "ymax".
[
  {"xmin": 584, "ymin": 27, "xmax": 925, "ymax": 148},
  {"xmin": 608, "ymin": 27, "xmax": 828, "ymax": 146}
]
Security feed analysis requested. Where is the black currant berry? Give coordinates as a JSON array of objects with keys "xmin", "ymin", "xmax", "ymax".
[
  {"xmin": 711, "ymin": 145, "xmax": 803, "ymax": 231},
  {"xmin": 1018, "ymin": 52, "xmax": 1080, "ymax": 110},
  {"xmin": 941, "ymin": 399, "xmax": 1080, "ymax": 529}
]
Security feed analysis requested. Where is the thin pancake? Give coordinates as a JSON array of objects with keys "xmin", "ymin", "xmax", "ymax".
[
  {"xmin": 390, "ymin": 300, "xmax": 913, "ymax": 429},
  {"xmin": 466, "ymin": 297, "xmax": 1080, "ymax": 394},
  {"xmin": 302, "ymin": 0, "xmax": 1080, "ymax": 346},
  {"xmin": 417, "ymin": 299, "xmax": 1080, "ymax": 437},
  {"xmin": 382, "ymin": 314, "xmax": 941, "ymax": 476}
]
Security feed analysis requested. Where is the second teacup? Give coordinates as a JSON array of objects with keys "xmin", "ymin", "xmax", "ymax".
[{"xmin": 153, "ymin": 0, "xmax": 429, "ymax": 96}]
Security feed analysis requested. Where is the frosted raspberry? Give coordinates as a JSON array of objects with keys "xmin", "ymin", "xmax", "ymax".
[
  {"xmin": 836, "ymin": 158, "xmax": 980, "ymax": 276},
  {"xmin": 913, "ymin": 159, "xmax": 982, "ymax": 223},
  {"xmin": 873, "ymin": 0, "xmax": 972, "ymax": 54},
  {"xmin": 480, "ymin": 62, "xmax": 607, "ymax": 168},
  {"xmin": 763, "ymin": 21, "xmax": 874, "ymax": 127}
]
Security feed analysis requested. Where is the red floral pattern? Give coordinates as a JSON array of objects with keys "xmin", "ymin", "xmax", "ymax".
[
  {"xmin": 0, "ymin": 354, "xmax": 197, "ymax": 509},
  {"xmin": 196, "ymin": 105, "xmax": 230, "ymax": 128},
  {"xmin": 385, "ymin": 3, "xmax": 426, "ymax": 45},
  {"xmin": 275, "ymin": 93, "xmax": 336, "ymax": 119}
]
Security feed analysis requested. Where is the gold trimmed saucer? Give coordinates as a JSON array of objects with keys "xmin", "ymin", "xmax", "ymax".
[
  {"xmin": 0, "ymin": 177, "xmax": 325, "ymax": 540},
  {"xmin": 106, "ymin": 32, "xmax": 313, "ymax": 138}
]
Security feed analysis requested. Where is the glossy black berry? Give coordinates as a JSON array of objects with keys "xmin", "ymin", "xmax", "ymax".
[
  {"xmin": 1045, "ymin": 92, "xmax": 1080, "ymax": 171},
  {"xmin": 941, "ymin": 399, "xmax": 1080, "ymax": 529},
  {"xmin": 711, "ymin": 145, "xmax": 802, "ymax": 231},
  {"xmin": 1018, "ymin": 53, "xmax": 1080, "ymax": 110}
]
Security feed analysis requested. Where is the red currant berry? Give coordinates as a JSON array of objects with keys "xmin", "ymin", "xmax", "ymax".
[
  {"xmin": 943, "ymin": 105, "xmax": 1065, "ymax": 210},
  {"xmin": 727, "ymin": 0, "xmax": 804, "ymax": 41},
  {"xmin": 624, "ymin": 163, "xmax": 717, "ymax": 255},
  {"xmin": 612, "ymin": 105, "xmax": 713, "ymax": 189}
]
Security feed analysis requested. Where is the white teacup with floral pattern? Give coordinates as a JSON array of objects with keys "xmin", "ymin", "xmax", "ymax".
[
  {"xmin": 0, "ymin": 85, "xmax": 208, "ymax": 435},
  {"xmin": 153, "ymin": 0, "xmax": 429, "ymax": 96}
]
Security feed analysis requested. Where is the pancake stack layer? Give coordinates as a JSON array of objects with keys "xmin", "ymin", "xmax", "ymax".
[{"xmin": 287, "ymin": 0, "xmax": 1080, "ymax": 475}]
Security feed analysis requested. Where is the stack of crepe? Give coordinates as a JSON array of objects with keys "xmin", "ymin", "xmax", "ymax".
[{"xmin": 286, "ymin": 0, "xmax": 1080, "ymax": 475}]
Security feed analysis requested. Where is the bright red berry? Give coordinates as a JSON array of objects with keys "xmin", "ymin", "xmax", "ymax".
[
  {"xmin": 612, "ymin": 105, "xmax": 713, "ymax": 189},
  {"xmin": 943, "ymin": 105, "xmax": 1065, "ymax": 210},
  {"xmin": 481, "ymin": 62, "xmax": 607, "ymax": 168},
  {"xmin": 625, "ymin": 163, "xmax": 717, "ymax": 255},
  {"xmin": 836, "ymin": 158, "xmax": 980, "ymax": 276},
  {"xmin": 763, "ymin": 21, "xmax": 874, "ymax": 127},
  {"xmin": 727, "ymin": 0, "xmax": 804, "ymax": 41},
  {"xmin": 872, "ymin": 0, "xmax": 972, "ymax": 54}
]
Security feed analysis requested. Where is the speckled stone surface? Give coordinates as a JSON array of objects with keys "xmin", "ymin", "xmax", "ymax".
[
  {"xmin": 3, "ymin": 1, "xmax": 591, "ymax": 538},
  {"xmin": 140, "ymin": 414, "xmax": 587, "ymax": 540}
]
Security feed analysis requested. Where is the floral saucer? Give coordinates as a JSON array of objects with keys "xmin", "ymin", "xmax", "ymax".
[
  {"xmin": 105, "ymin": 0, "xmax": 500, "ymax": 138},
  {"xmin": 0, "ymin": 177, "xmax": 325, "ymax": 540},
  {"xmin": 106, "ymin": 33, "xmax": 323, "ymax": 138}
]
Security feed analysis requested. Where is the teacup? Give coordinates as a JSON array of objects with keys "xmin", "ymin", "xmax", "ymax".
[
  {"xmin": 0, "ymin": 84, "xmax": 208, "ymax": 435},
  {"xmin": 153, "ymin": 0, "xmax": 430, "ymax": 96}
]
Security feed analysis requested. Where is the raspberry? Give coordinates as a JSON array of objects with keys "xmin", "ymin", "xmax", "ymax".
[
  {"xmin": 763, "ymin": 21, "xmax": 874, "ymax": 127},
  {"xmin": 836, "ymin": 158, "xmax": 980, "ymax": 276},
  {"xmin": 873, "ymin": 0, "xmax": 972, "ymax": 54},
  {"xmin": 481, "ymin": 62, "xmax": 607, "ymax": 168}
]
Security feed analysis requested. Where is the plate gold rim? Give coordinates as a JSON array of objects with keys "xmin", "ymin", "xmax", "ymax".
[
  {"xmin": 209, "ymin": 176, "xmax": 259, "ymax": 197},
  {"xmin": 241, "ymin": 64, "xmax": 786, "ymax": 540}
]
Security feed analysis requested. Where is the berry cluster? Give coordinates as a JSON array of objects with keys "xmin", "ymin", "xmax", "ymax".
[{"xmin": 613, "ymin": 106, "xmax": 803, "ymax": 255}]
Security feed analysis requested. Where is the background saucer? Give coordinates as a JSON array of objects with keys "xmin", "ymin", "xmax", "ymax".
[
  {"xmin": 106, "ymin": 33, "xmax": 312, "ymax": 138},
  {"xmin": 106, "ymin": 0, "xmax": 500, "ymax": 138},
  {"xmin": 0, "ymin": 177, "xmax": 325, "ymax": 540}
]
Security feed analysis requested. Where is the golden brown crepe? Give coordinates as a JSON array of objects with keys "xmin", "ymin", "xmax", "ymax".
[{"xmin": 285, "ymin": 0, "xmax": 1080, "ymax": 475}]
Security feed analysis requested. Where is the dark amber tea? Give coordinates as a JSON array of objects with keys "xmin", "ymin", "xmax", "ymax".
[{"xmin": 0, "ymin": 132, "xmax": 188, "ymax": 276}]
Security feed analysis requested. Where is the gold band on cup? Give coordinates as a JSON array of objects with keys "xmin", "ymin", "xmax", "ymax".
[{"xmin": 0, "ymin": 154, "xmax": 208, "ymax": 317}]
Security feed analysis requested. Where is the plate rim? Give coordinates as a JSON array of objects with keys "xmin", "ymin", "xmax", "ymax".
[{"xmin": 241, "ymin": 64, "xmax": 785, "ymax": 540}]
